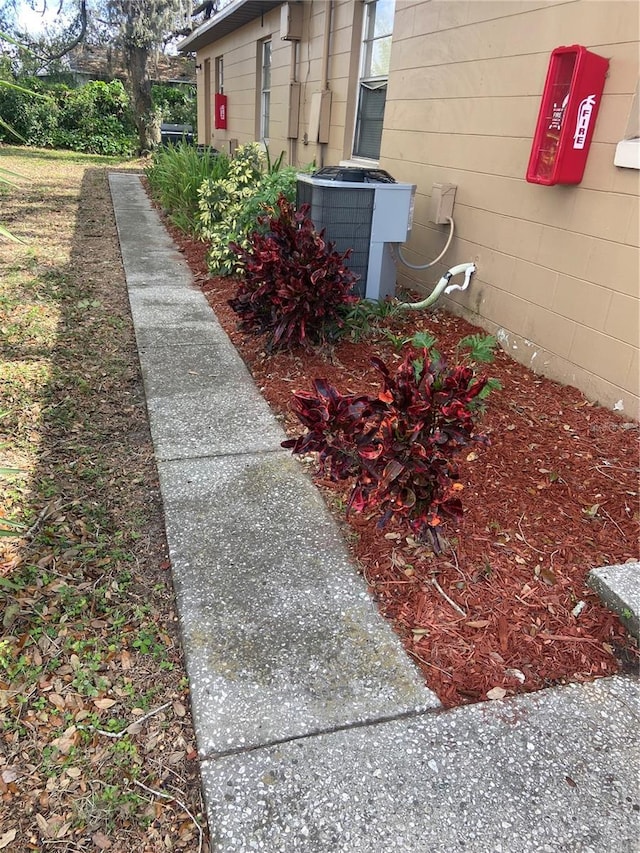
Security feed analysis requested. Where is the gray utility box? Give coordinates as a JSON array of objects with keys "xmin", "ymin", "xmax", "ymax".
[{"xmin": 296, "ymin": 167, "xmax": 416, "ymax": 300}]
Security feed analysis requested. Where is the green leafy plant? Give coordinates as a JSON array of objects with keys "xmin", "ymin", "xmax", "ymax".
[
  {"xmin": 197, "ymin": 143, "xmax": 313, "ymax": 275},
  {"xmin": 457, "ymin": 333, "xmax": 499, "ymax": 364},
  {"xmin": 344, "ymin": 298, "xmax": 402, "ymax": 342},
  {"xmin": 0, "ymin": 79, "xmax": 58, "ymax": 147},
  {"xmin": 455, "ymin": 334, "xmax": 502, "ymax": 406},
  {"xmin": 229, "ymin": 194, "xmax": 358, "ymax": 350},
  {"xmin": 283, "ymin": 345, "xmax": 490, "ymax": 551},
  {"xmin": 198, "ymin": 141, "xmax": 266, "ymax": 271},
  {"xmin": 146, "ymin": 141, "xmax": 229, "ymax": 233},
  {"xmin": 151, "ymin": 82, "xmax": 196, "ymax": 128},
  {"xmin": 208, "ymin": 165, "xmax": 301, "ymax": 274},
  {"xmin": 53, "ymin": 80, "xmax": 137, "ymax": 156},
  {"xmin": 383, "ymin": 329, "xmax": 502, "ymax": 407},
  {"xmin": 199, "ymin": 141, "xmax": 264, "ymax": 226}
]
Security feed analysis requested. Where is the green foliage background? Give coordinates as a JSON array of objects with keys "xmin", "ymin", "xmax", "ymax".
[{"xmin": 0, "ymin": 73, "xmax": 196, "ymax": 156}]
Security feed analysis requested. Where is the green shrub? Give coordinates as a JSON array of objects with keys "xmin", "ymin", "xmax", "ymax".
[
  {"xmin": 198, "ymin": 142, "xmax": 266, "ymax": 272},
  {"xmin": 54, "ymin": 80, "xmax": 136, "ymax": 156},
  {"xmin": 198, "ymin": 143, "xmax": 308, "ymax": 275},
  {"xmin": 0, "ymin": 81, "xmax": 58, "ymax": 147},
  {"xmin": 146, "ymin": 141, "xmax": 230, "ymax": 233},
  {"xmin": 151, "ymin": 83, "xmax": 196, "ymax": 129},
  {"xmin": 205, "ymin": 170, "xmax": 301, "ymax": 275},
  {"xmin": 0, "ymin": 78, "xmax": 136, "ymax": 154}
]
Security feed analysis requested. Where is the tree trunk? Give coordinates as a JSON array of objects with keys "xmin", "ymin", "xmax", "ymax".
[{"xmin": 126, "ymin": 43, "xmax": 160, "ymax": 153}]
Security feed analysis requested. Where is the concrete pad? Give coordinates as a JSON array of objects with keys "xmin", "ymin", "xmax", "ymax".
[
  {"xmin": 137, "ymin": 341, "xmax": 240, "ymax": 397},
  {"xmin": 126, "ymin": 286, "xmax": 217, "ymax": 336},
  {"xmin": 144, "ymin": 366, "xmax": 284, "ymax": 462},
  {"xmin": 200, "ymin": 675, "xmax": 640, "ymax": 852},
  {"xmin": 157, "ymin": 451, "xmax": 440, "ymax": 756},
  {"xmin": 120, "ymin": 248, "xmax": 194, "ymax": 285},
  {"xmin": 588, "ymin": 562, "xmax": 640, "ymax": 640},
  {"xmin": 113, "ymin": 203, "xmax": 175, "ymax": 243},
  {"xmin": 139, "ymin": 339, "xmax": 284, "ymax": 459},
  {"xmin": 108, "ymin": 172, "xmax": 149, "ymax": 208},
  {"xmin": 135, "ymin": 319, "xmax": 231, "ymax": 351}
]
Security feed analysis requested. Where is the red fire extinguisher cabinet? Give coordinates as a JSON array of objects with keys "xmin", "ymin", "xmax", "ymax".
[
  {"xmin": 215, "ymin": 93, "xmax": 228, "ymax": 130},
  {"xmin": 526, "ymin": 45, "xmax": 609, "ymax": 186}
]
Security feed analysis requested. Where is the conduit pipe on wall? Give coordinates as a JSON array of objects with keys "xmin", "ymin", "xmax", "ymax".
[
  {"xmin": 321, "ymin": 0, "xmax": 333, "ymax": 90},
  {"xmin": 397, "ymin": 262, "xmax": 477, "ymax": 311},
  {"xmin": 318, "ymin": 0, "xmax": 334, "ymax": 168},
  {"xmin": 394, "ymin": 217, "xmax": 455, "ymax": 270}
]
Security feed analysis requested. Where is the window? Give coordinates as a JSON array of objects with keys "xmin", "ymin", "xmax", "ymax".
[
  {"xmin": 215, "ymin": 56, "xmax": 224, "ymax": 95},
  {"xmin": 260, "ymin": 40, "xmax": 271, "ymax": 143},
  {"xmin": 353, "ymin": 0, "xmax": 395, "ymax": 160}
]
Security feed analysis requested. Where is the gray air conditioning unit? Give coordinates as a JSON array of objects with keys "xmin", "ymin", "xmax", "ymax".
[{"xmin": 296, "ymin": 166, "xmax": 416, "ymax": 300}]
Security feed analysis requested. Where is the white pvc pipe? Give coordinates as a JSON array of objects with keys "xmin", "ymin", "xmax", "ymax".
[{"xmin": 397, "ymin": 262, "xmax": 476, "ymax": 311}]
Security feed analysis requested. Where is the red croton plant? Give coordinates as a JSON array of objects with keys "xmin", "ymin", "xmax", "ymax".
[
  {"xmin": 229, "ymin": 194, "xmax": 358, "ymax": 349},
  {"xmin": 283, "ymin": 346, "xmax": 489, "ymax": 552}
]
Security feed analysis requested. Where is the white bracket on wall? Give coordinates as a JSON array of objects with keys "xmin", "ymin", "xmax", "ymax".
[{"xmin": 614, "ymin": 138, "xmax": 640, "ymax": 169}]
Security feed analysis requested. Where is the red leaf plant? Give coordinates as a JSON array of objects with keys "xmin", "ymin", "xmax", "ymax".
[
  {"xmin": 283, "ymin": 347, "xmax": 490, "ymax": 551},
  {"xmin": 229, "ymin": 194, "xmax": 358, "ymax": 350}
]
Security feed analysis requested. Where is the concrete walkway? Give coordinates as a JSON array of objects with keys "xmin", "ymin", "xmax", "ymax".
[{"xmin": 109, "ymin": 173, "xmax": 639, "ymax": 852}]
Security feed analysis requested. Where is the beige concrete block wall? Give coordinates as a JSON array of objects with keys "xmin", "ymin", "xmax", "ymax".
[
  {"xmin": 384, "ymin": 0, "xmax": 639, "ymax": 418},
  {"xmin": 195, "ymin": 6, "xmax": 295, "ymax": 152},
  {"xmin": 195, "ymin": 1, "xmax": 359, "ymax": 167},
  {"xmin": 288, "ymin": 0, "xmax": 362, "ymax": 168}
]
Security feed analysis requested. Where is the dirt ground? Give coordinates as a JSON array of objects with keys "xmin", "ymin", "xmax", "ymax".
[{"xmin": 1, "ymin": 148, "xmax": 210, "ymax": 852}]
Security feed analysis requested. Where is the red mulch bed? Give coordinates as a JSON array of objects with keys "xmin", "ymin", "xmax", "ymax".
[{"xmin": 155, "ymin": 207, "xmax": 639, "ymax": 709}]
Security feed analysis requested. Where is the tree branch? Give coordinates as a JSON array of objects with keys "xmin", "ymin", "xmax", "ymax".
[{"xmin": 37, "ymin": 0, "xmax": 88, "ymax": 62}]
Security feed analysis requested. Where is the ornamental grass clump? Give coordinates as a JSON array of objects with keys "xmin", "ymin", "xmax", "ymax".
[
  {"xmin": 229, "ymin": 194, "xmax": 359, "ymax": 350},
  {"xmin": 283, "ymin": 346, "xmax": 489, "ymax": 551},
  {"xmin": 146, "ymin": 141, "xmax": 229, "ymax": 234}
]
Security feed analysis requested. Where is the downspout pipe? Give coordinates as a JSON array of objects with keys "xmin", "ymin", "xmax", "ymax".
[
  {"xmin": 321, "ymin": 0, "xmax": 333, "ymax": 90},
  {"xmin": 318, "ymin": 0, "xmax": 333, "ymax": 168},
  {"xmin": 397, "ymin": 262, "xmax": 477, "ymax": 311}
]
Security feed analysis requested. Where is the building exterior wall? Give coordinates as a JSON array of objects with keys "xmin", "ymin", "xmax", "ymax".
[
  {"xmin": 188, "ymin": 0, "xmax": 639, "ymax": 418},
  {"xmin": 383, "ymin": 0, "xmax": 639, "ymax": 418},
  {"xmin": 194, "ymin": 1, "xmax": 361, "ymax": 167}
]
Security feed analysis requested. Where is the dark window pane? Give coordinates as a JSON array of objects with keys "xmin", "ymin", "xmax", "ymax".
[{"xmin": 354, "ymin": 83, "xmax": 387, "ymax": 159}]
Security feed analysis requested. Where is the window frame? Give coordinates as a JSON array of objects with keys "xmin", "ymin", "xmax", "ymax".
[
  {"xmin": 352, "ymin": 0, "xmax": 395, "ymax": 161},
  {"xmin": 215, "ymin": 55, "xmax": 224, "ymax": 95},
  {"xmin": 259, "ymin": 39, "xmax": 271, "ymax": 144}
]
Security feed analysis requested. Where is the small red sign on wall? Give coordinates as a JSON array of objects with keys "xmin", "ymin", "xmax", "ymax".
[
  {"xmin": 526, "ymin": 45, "xmax": 609, "ymax": 186},
  {"xmin": 215, "ymin": 93, "xmax": 228, "ymax": 130}
]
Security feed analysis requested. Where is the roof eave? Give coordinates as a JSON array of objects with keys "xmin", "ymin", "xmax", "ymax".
[{"xmin": 178, "ymin": 0, "xmax": 283, "ymax": 54}]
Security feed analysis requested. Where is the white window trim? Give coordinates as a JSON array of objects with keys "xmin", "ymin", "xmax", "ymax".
[
  {"xmin": 340, "ymin": 156, "xmax": 381, "ymax": 167},
  {"xmin": 215, "ymin": 56, "xmax": 224, "ymax": 95},
  {"xmin": 259, "ymin": 39, "xmax": 271, "ymax": 144}
]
